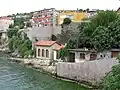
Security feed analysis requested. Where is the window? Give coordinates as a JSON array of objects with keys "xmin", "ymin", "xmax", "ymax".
[
  {"xmin": 42, "ymin": 49, "xmax": 45, "ymax": 57},
  {"xmin": 80, "ymin": 53, "xmax": 85, "ymax": 59},
  {"xmin": 90, "ymin": 53, "xmax": 97, "ymax": 60},
  {"xmin": 51, "ymin": 14, "xmax": 53, "ymax": 16},
  {"xmin": 46, "ymin": 50, "xmax": 49, "ymax": 58},
  {"xmin": 56, "ymin": 51, "xmax": 60, "ymax": 59},
  {"xmin": 38, "ymin": 49, "xmax": 40, "ymax": 57}
]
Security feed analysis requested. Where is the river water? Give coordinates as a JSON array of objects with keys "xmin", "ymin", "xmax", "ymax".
[{"xmin": 0, "ymin": 52, "xmax": 88, "ymax": 90}]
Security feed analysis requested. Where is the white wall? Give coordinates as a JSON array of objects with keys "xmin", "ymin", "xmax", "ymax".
[
  {"xmin": 53, "ymin": 50, "xmax": 57, "ymax": 60},
  {"xmin": 36, "ymin": 46, "xmax": 52, "ymax": 60},
  {"xmin": 75, "ymin": 52, "xmax": 90, "ymax": 62},
  {"xmin": 57, "ymin": 58, "xmax": 118, "ymax": 85}
]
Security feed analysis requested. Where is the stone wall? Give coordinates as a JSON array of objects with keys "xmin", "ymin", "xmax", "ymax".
[
  {"xmin": 57, "ymin": 58, "xmax": 118, "ymax": 85},
  {"xmin": 9, "ymin": 58, "xmax": 56, "ymax": 74},
  {"xmin": 26, "ymin": 26, "xmax": 61, "ymax": 41}
]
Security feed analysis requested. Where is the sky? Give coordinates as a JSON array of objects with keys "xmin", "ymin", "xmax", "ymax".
[{"xmin": 0, "ymin": 0, "xmax": 119, "ymax": 16}]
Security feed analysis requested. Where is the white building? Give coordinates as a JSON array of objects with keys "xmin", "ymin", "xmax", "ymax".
[
  {"xmin": 35, "ymin": 40, "xmax": 64, "ymax": 60},
  {"xmin": 0, "ymin": 17, "xmax": 14, "ymax": 31}
]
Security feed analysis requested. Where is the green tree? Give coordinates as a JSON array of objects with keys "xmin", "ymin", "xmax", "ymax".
[
  {"xmin": 7, "ymin": 28, "xmax": 19, "ymax": 38},
  {"xmin": 76, "ymin": 10, "xmax": 119, "ymax": 52},
  {"xmin": 62, "ymin": 18, "xmax": 72, "ymax": 25},
  {"xmin": 59, "ymin": 39, "xmax": 76, "ymax": 59},
  {"xmin": 60, "ymin": 10, "xmax": 119, "ymax": 58},
  {"xmin": 13, "ymin": 18, "xmax": 25, "ymax": 29}
]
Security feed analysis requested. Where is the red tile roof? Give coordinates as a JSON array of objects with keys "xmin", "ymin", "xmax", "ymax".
[
  {"xmin": 35, "ymin": 40, "xmax": 64, "ymax": 50},
  {"xmin": 35, "ymin": 40, "xmax": 56, "ymax": 46},
  {"xmin": 33, "ymin": 16, "xmax": 52, "ymax": 21},
  {"xmin": 55, "ymin": 44, "xmax": 65, "ymax": 50}
]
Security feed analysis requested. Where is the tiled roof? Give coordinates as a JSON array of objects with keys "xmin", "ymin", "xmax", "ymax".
[
  {"xmin": 35, "ymin": 40, "xmax": 64, "ymax": 50},
  {"xmin": 55, "ymin": 44, "xmax": 64, "ymax": 50},
  {"xmin": 33, "ymin": 16, "xmax": 52, "ymax": 21},
  {"xmin": 117, "ymin": 7, "xmax": 120, "ymax": 12},
  {"xmin": 35, "ymin": 40, "xmax": 56, "ymax": 46}
]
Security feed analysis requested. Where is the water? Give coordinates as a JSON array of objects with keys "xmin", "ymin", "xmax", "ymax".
[{"xmin": 0, "ymin": 52, "xmax": 88, "ymax": 90}]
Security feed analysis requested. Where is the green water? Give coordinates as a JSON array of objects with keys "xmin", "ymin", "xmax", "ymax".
[{"xmin": 0, "ymin": 52, "xmax": 88, "ymax": 90}]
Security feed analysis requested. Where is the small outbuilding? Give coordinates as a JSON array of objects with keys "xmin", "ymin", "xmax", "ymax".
[
  {"xmin": 68, "ymin": 48, "xmax": 97, "ymax": 62},
  {"xmin": 111, "ymin": 49, "xmax": 120, "ymax": 58}
]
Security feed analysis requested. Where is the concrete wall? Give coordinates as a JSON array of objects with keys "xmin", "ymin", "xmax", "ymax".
[
  {"xmin": 26, "ymin": 26, "xmax": 61, "ymax": 41},
  {"xmin": 57, "ymin": 58, "xmax": 118, "ymax": 85}
]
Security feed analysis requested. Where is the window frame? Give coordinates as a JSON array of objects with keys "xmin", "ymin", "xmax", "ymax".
[
  {"xmin": 80, "ymin": 53, "xmax": 85, "ymax": 59},
  {"xmin": 46, "ymin": 49, "xmax": 49, "ymax": 58},
  {"xmin": 38, "ymin": 49, "xmax": 40, "ymax": 57}
]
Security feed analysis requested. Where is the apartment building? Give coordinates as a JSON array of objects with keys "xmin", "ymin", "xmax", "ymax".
[
  {"xmin": 32, "ymin": 8, "xmax": 59, "ymax": 27},
  {"xmin": 0, "ymin": 16, "xmax": 14, "ymax": 31},
  {"xmin": 117, "ymin": 7, "xmax": 120, "ymax": 14},
  {"xmin": 57, "ymin": 10, "xmax": 88, "ymax": 25}
]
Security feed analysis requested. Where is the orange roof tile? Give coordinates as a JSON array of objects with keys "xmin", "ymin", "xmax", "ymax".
[
  {"xmin": 54, "ymin": 44, "xmax": 65, "ymax": 50},
  {"xmin": 35, "ymin": 40, "xmax": 56, "ymax": 46}
]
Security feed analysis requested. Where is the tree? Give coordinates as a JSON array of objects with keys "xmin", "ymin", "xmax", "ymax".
[
  {"xmin": 7, "ymin": 23, "xmax": 33, "ymax": 58},
  {"xmin": 51, "ymin": 34, "xmax": 57, "ymax": 41},
  {"xmin": 26, "ymin": 22, "xmax": 32, "ymax": 27},
  {"xmin": 59, "ymin": 39, "xmax": 76, "ymax": 59},
  {"xmin": 13, "ymin": 17, "xmax": 25, "ymax": 29},
  {"xmin": 75, "ymin": 10, "xmax": 119, "ymax": 52},
  {"xmin": 63, "ymin": 18, "xmax": 72, "ymax": 25},
  {"xmin": 7, "ymin": 28, "xmax": 19, "ymax": 38}
]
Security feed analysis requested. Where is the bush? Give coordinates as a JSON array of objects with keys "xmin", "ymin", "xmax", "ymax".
[{"xmin": 102, "ymin": 64, "xmax": 120, "ymax": 90}]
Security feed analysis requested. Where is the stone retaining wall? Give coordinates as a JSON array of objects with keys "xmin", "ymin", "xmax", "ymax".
[
  {"xmin": 57, "ymin": 58, "xmax": 118, "ymax": 85},
  {"xmin": 9, "ymin": 58, "xmax": 56, "ymax": 74}
]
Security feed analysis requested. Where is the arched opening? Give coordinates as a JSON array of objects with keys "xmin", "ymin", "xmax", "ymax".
[
  {"xmin": 42, "ymin": 49, "xmax": 45, "ymax": 57},
  {"xmin": 46, "ymin": 49, "xmax": 49, "ymax": 58},
  {"xmin": 38, "ymin": 49, "xmax": 40, "ymax": 57}
]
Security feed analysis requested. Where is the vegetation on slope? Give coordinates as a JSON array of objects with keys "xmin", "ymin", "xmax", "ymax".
[
  {"xmin": 7, "ymin": 17, "xmax": 34, "ymax": 58},
  {"xmin": 59, "ymin": 10, "xmax": 120, "ymax": 58}
]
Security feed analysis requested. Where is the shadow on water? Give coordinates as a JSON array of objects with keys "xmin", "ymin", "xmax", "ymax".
[
  {"xmin": 0, "ymin": 51, "xmax": 89, "ymax": 90},
  {"xmin": 0, "ymin": 51, "xmax": 9, "ymax": 57}
]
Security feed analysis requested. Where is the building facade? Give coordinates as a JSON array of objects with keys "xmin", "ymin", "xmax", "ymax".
[
  {"xmin": 0, "ymin": 17, "xmax": 14, "ymax": 30},
  {"xmin": 67, "ymin": 48, "xmax": 112, "ymax": 63},
  {"xmin": 58, "ymin": 11, "xmax": 88, "ymax": 25},
  {"xmin": 117, "ymin": 7, "xmax": 120, "ymax": 14},
  {"xmin": 35, "ymin": 41, "xmax": 64, "ymax": 60},
  {"xmin": 32, "ymin": 8, "xmax": 59, "ymax": 27},
  {"xmin": 0, "ymin": 17, "xmax": 14, "ymax": 45}
]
